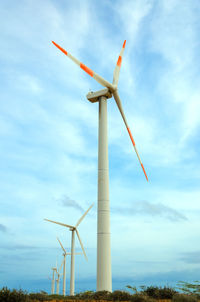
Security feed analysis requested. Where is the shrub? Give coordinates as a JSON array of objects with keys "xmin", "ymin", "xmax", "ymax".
[
  {"xmin": 63, "ymin": 295, "xmax": 77, "ymax": 300},
  {"xmin": 0, "ymin": 287, "xmax": 28, "ymax": 302},
  {"xmin": 110, "ymin": 290, "xmax": 132, "ymax": 301},
  {"xmin": 141, "ymin": 286, "xmax": 177, "ymax": 299},
  {"xmin": 91, "ymin": 290, "xmax": 112, "ymax": 300},
  {"xmin": 126, "ymin": 285, "xmax": 138, "ymax": 294},
  {"xmin": 172, "ymin": 293, "xmax": 198, "ymax": 302},
  {"xmin": 75, "ymin": 290, "xmax": 94, "ymax": 299},
  {"xmin": 49, "ymin": 294, "xmax": 68, "ymax": 300},
  {"xmin": 176, "ymin": 281, "xmax": 200, "ymax": 296},
  {"xmin": 130, "ymin": 293, "xmax": 156, "ymax": 302}
]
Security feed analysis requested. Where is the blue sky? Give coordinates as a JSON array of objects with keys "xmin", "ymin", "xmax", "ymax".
[{"xmin": 0, "ymin": 0, "xmax": 200, "ymax": 295}]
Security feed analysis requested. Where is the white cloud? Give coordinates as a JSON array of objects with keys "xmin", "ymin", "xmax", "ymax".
[
  {"xmin": 112, "ymin": 200, "xmax": 187, "ymax": 221},
  {"xmin": 149, "ymin": 0, "xmax": 197, "ymax": 71},
  {"xmin": 114, "ymin": 0, "xmax": 153, "ymax": 47}
]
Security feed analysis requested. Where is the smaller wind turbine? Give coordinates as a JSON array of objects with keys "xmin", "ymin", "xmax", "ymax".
[
  {"xmin": 57, "ymin": 237, "xmax": 82, "ymax": 296},
  {"xmin": 44, "ymin": 203, "xmax": 94, "ymax": 295},
  {"xmin": 55, "ymin": 260, "xmax": 64, "ymax": 295},
  {"xmin": 51, "ymin": 263, "xmax": 57, "ymax": 294},
  {"xmin": 57, "ymin": 238, "xmax": 69, "ymax": 296}
]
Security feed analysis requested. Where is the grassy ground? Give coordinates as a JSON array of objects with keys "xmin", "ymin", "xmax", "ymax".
[{"xmin": 0, "ymin": 287, "xmax": 200, "ymax": 302}]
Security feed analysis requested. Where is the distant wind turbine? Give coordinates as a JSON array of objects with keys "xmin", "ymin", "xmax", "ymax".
[
  {"xmin": 57, "ymin": 237, "xmax": 82, "ymax": 296},
  {"xmin": 44, "ymin": 203, "xmax": 94, "ymax": 295},
  {"xmin": 55, "ymin": 260, "xmax": 64, "ymax": 295},
  {"xmin": 51, "ymin": 264, "xmax": 57, "ymax": 294}
]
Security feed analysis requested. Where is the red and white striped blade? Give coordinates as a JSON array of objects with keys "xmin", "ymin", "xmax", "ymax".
[
  {"xmin": 52, "ymin": 41, "xmax": 115, "ymax": 91},
  {"xmin": 113, "ymin": 91, "xmax": 148, "ymax": 181},
  {"xmin": 113, "ymin": 40, "xmax": 126, "ymax": 86}
]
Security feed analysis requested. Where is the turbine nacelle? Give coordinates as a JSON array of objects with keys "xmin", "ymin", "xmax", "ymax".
[{"xmin": 87, "ymin": 88, "xmax": 112, "ymax": 103}]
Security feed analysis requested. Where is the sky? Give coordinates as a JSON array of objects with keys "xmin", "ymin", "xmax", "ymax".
[{"xmin": 0, "ymin": 0, "xmax": 200, "ymax": 295}]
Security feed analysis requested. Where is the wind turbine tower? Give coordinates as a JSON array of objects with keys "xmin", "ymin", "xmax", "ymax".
[{"xmin": 51, "ymin": 266, "xmax": 57, "ymax": 294}]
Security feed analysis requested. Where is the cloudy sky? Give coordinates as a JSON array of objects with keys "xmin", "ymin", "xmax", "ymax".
[{"xmin": 0, "ymin": 0, "xmax": 200, "ymax": 295}]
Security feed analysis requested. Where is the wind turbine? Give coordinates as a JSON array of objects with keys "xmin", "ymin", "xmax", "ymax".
[
  {"xmin": 57, "ymin": 238, "xmax": 69, "ymax": 296},
  {"xmin": 51, "ymin": 263, "xmax": 57, "ymax": 294},
  {"xmin": 55, "ymin": 260, "xmax": 64, "ymax": 295},
  {"xmin": 51, "ymin": 40, "xmax": 148, "ymax": 292},
  {"xmin": 44, "ymin": 203, "xmax": 94, "ymax": 295},
  {"xmin": 57, "ymin": 237, "xmax": 82, "ymax": 296}
]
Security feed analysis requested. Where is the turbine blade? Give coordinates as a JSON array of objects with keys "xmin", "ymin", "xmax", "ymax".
[
  {"xmin": 58, "ymin": 259, "xmax": 64, "ymax": 273},
  {"xmin": 52, "ymin": 41, "xmax": 115, "ymax": 91},
  {"xmin": 75, "ymin": 203, "xmax": 94, "ymax": 228},
  {"xmin": 75, "ymin": 229, "xmax": 88, "ymax": 261},
  {"xmin": 57, "ymin": 237, "xmax": 66, "ymax": 253},
  {"xmin": 113, "ymin": 40, "xmax": 126, "ymax": 86},
  {"xmin": 44, "ymin": 218, "xmax": 74, "ymax": 229},
  {"xmin": 65, "ymin": 252, "xmax": 81, "ymax": 255},
  {"xmin": 113, "ymin": 90, "xmax": 148, "ymax": 182}
]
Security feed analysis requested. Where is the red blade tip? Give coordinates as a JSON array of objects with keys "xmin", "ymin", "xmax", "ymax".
[
  {"xmin": 141, "ymin": 163, "xmax": 148, "ymax": 182},
  {"xmin": 123, "ymin": 40, "xmax": 126, "ymax": 48},
  {"xmin": 52, "ymin": 41, "xmax": 68, "ymax": 56}
]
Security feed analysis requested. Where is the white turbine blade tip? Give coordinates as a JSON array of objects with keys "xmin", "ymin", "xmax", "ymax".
[{"xmin": 75, "ymin": 203, "xmax": 94, "ymax": 228}]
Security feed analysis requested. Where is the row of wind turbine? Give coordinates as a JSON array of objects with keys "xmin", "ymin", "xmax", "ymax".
[{"xmin": 44, "ymin": 204, "xmax": 94, "ymax": 295}]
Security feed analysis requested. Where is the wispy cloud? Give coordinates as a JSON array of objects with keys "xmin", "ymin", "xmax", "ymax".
[
  {"xmin": 59, "ymin": 195, "xmax": 84, "ymax": 212},
  {"xmin": 0, "ymin": 223, "xmax": 7, "ymax": 233},
  {"xmin": 180, "ymin": 251, "xmax": 200, "ymax": 264},
  {"xmin": 114, "ymin": 267, "xmax": 200, "ymax": 283},
  {"xmin": 0, "ymin": 244, "xmax": 38, "ymax": 250},
  {"xmin": 112, "ymin": 201, "xmax": 187, "ymax": 222}
]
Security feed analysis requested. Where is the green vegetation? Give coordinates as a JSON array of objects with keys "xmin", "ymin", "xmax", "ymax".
[
  {"xmin": 126, "ymin": 285, "xmax": 177, "ymax": 299},
  {"xmin": 1, "ymin": 283, "xmax": 200, "ymax": 302},
  {"xmin": 0, "ymin": 287, "xmax": 28, "ymax": 302},
  {"xmin": 176, "ymin": 281, "xmax": 200, "ymax": 296}
]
